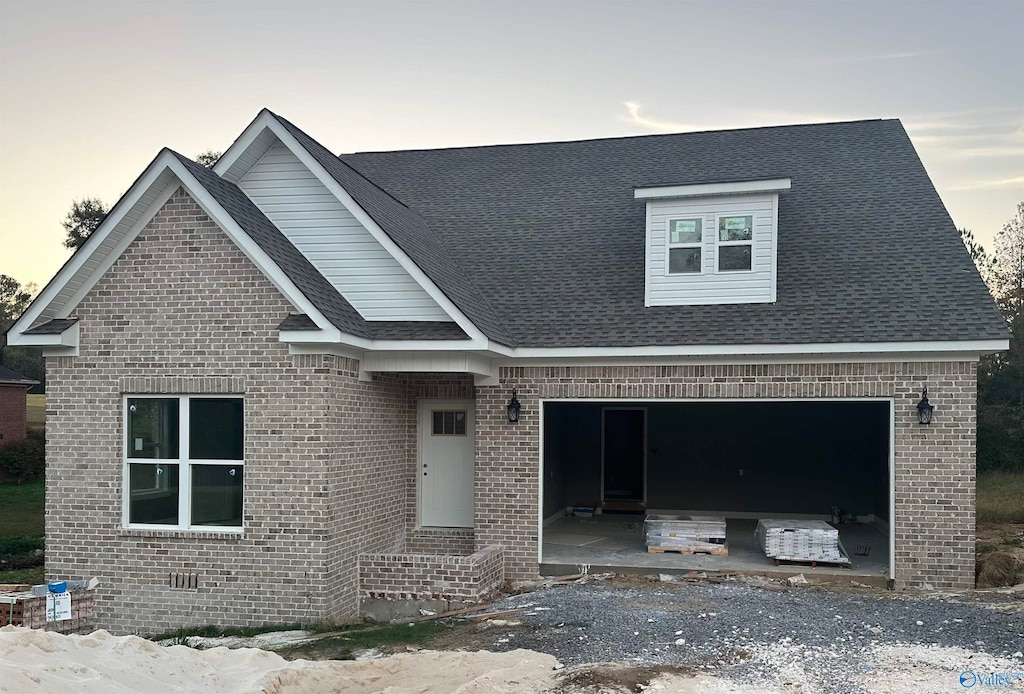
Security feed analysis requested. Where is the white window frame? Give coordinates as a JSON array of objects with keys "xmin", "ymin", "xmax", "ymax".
[
  {"xmin": 665, "ymin": 217, "xmax": 704, "ymax": 276},
  {"xmin": 715, "ymin": 212, "xmax": 756, "ymax": 274},
  {"xmin": 122, "ymin": 394, "xmax": 244, "ymax": 532}
]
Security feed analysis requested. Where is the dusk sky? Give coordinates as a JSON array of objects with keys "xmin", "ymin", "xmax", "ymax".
[{"xmin": 1, "ymin": 0, "xmax": 1021, "ymax": 290}]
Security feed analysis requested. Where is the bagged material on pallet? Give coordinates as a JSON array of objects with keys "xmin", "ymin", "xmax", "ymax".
[
  {"xmin": 755, "ymin": 519, "xmax": 849, "ymax": 564},
  {"xmin": 644, "ymin": 515, "xmax": 727, "ymax": 549}
]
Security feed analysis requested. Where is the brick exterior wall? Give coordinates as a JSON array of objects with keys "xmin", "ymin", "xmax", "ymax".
[
  {"xmin": 474, "ymin": 363, "xmax": 978, "ymax": 590},
  {"xmin": 358, "ymin": 545, "xmax": 503, "ymax": 602},
  {"xmin": 44, "ymin": 189, "xmax": 434, "ymax": 633},
  {"xmin": 0, "ymin": 384, "xmax": 29, "ymax": 443}
]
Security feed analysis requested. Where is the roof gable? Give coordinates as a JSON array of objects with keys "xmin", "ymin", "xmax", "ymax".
[{"xmin": 7, "ymin": 150, "xmax": 361, "ymax": 347}]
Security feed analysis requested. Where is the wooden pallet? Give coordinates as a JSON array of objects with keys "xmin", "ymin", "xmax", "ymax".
[
  {"xmin": 772, "ymin": 556, "xmax": 851, "ymax": 569},
  {"xmin": 647, "ymin": 544, "xmax": 729, "ymax": 556}
]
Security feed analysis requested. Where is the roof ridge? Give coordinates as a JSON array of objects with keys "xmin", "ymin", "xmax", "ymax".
[{"xmin": 341, "ymin": 118, "xmax": 896, "ymax": 157}]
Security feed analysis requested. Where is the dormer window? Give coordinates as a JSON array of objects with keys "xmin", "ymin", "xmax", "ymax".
[
  {"xmin": 667, "ymin": 218, "xmax": 703, "ymax": 274},
  {"xmin": 717, "ymin": 214, "xmax": 754, "ymax": 272},
  {"xmin": 636, "ymin": 178, "xmax": 790, "ymax": 306}
]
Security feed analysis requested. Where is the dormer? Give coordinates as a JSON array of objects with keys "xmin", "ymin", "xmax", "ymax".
[{"xmin": 636, "ymin": 178, "xmax": 790, "ymax": 306}]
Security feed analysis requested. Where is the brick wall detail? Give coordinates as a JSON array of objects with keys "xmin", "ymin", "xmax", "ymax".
[
  {"xmin": 358, "ymin": 545, "xmax": 503, "ymax": 602},
  {"xmin": 0, "ymin": 384, "xmax": 29, "ymax": 443}
]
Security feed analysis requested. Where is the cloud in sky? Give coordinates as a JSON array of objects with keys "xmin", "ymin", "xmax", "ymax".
[
  {"xmin": 949, "ymin": 176, "xmax": 1024, "ymax": 191},
  {"xmin": 621, "ymin": 102, "xmax": 703, "ymax": 132},
  {"xmin": 828, "ymin": 49, "xmax": 941, "ymax": 64}
]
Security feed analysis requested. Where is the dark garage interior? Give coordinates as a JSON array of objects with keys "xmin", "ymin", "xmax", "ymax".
[{"xmin": 541, "ymin": 400, "xmax": 892, "ymax": 578}]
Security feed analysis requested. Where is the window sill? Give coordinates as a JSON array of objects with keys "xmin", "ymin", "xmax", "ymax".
[{"xmin": 119, "ymin": 528, "xmax": 245, "ymax": 541}]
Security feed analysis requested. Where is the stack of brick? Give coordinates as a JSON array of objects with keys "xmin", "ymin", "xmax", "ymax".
[{"xmin": 0, "ymin": 587, "xmax": 96, "ymax": 634}]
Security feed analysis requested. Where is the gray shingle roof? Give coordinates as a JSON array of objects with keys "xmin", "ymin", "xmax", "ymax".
[
  {"xmin": 272, "ymin": 113, "xmax": 514, "ymax": 346},
  {"xmin": 23, "ymin": 318, "xmax": 78, "ymax": 335},
  {"xmin": 340, "ymin": 119, "xmax": 1009, "ymax": 347},
  {"xmin": 278, "ymin": 313, "xmax": 466, "ymax": 340},
  {"xmin": 0, "ymin": 366, "xmax": 38, "ymax": 385}
]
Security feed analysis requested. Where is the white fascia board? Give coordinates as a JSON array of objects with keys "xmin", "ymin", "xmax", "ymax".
[
  {"xmin": 634, "ymin": 178, "xmax": 792, "ymax": 200},
  {"xmin": 278, "ymin": 330, "xmax": 493, "ymax": 352},
  {"xmin": 504, "ymin": 339, "xmax": 1008, "ymax": 360},
  {"xmin": 286, "ymin": 343, "xmax": 366, "ymax": 360},
  {"xmin": 361, "ymin": 350, "xmax": 493, "ymax": 377},
  {"xmin": 212, "ymin": 110, "xmax": 274, "ymax": 180},
  {"xmin": 6, "ymin": 158, "xmax": 178, "ymax": 343},
  {"xmin": 8, "ymin": 150, "xmax": 342, "ymax": 348},
  {"xmin": 218, "ymin": 112, "xmax": 486, "ymax": 341}
]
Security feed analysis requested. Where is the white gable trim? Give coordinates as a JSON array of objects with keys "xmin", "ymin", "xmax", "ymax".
[
  {"xmin": 214, "ymin": 111, "xmax": 486, "ymax": 342},
  {"xmin": 504, "ymin": 339, "xmax": 1007, "ymax": 359},
  {"xmin": 635, "ymin": 178, "xmax": 791, "ymax": 199},
  {"xmin": 8, "ymin": 151, "xmax": 342, "ymax": 348}
]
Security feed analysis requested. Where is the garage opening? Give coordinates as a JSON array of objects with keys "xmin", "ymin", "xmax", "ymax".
[{"xmin": 541, "ymin": 400, "xmax": 891, "ymax": 580}]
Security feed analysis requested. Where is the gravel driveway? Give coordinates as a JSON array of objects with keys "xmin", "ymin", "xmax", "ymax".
[{"xmin": 480, "ymin": 577, "xmax": 1024, "ymax": 693}]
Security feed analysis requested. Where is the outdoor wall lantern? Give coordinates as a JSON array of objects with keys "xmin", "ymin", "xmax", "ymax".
[
  {"xmin": 507, "ymin": 389, "xmax": 522, "ymax": 423},
  {"xmin": 916, "ymin": 387, "xmax": 934, "ymax": 425}
]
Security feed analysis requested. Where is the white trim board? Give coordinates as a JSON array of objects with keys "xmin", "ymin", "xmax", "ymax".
[
  {"xmin": 635, "ymin": 178, "xmax": 791, "ymax": 199},
  {"xmin": 503, "ymin": 340, "xmax": 1007, "ymax": 359}
]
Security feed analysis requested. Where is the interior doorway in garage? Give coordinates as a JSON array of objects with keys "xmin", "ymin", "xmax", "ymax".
[{"xmin": 541, "ymin": 399, "xmax": 893, "ymax": 581}]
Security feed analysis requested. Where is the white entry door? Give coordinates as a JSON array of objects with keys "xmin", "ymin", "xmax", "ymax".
[{"xmin": 419, "ymin": 400, "xmax": 475, "ymax": 528}]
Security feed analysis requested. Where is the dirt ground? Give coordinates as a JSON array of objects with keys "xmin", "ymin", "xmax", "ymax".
[{"xmin": 977, "ymin": 522, "xmax": 1024, "ymax": 588}]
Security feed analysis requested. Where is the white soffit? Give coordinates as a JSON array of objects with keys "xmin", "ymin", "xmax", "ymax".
[{"xmin": 634, "ymin": 178, "xmax": 792, "ymax": 200}]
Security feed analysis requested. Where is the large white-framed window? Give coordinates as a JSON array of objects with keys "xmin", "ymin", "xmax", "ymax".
[
  {"xmin": 666, "ymin": 217, "xmax": 703, "ymax": 275},
  {"xmin": 123, "ymin": 395, "xmax": 244, "ymax": 531},
  {"xmin": 715, "ymin": 213, "xmax": 755, "ymax": 272}
]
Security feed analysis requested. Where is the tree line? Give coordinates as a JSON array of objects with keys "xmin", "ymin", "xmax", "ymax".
[{"xmin": 962, "ymin": 202, "xmax": 1024, "ymax": 472}]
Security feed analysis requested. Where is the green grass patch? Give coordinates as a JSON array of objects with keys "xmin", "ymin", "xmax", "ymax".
[
  {"xmin": 0, "ymin": 566, "xmax": 44, "ymax": 585},
  {"xmin": 0, "ymin": 480, "xmax": 44, "ymax": 539},
  {"xmin": 148, "ymin": 621, "xmax": 342, "ymax": 642},
  {"xmin": 281, "ymin": 620, "xmax": 448, "ymax": 660},
  {"xmin": 977, "ymin": 471, "xmax": 1024, "ymax": 523},
  {"xmin": 25, "ymin": 394, "xmax": 45, "ymax": 429}
]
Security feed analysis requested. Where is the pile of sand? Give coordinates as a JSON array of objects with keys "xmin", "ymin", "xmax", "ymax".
[{"xmin": 0, "ymin": 626, "xmax": 560, "ymax": 694}]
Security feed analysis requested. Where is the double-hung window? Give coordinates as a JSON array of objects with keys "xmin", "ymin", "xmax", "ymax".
[
  {"xmin": 124, "ymin": 395, "xmax": 244, "ymax": 530},
  {"xmin": 666, "ymin": 218, "xmax": 703, "ymax": 274},
  {"xmin": 716, "ymin": 214, "xmax": 754, "ymax": 272}
]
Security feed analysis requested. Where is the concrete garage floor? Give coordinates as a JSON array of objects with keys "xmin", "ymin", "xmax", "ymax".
[{"xmin": 541, "ymin": 514, "xmax": 890, "ymax": 584}]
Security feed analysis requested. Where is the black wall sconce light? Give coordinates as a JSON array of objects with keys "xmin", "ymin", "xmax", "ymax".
[
  {"xmin": 916, "ymin": 387, "xmax": 934, "ymax": 425},
  {"xmin": 507, "ymin": 388, "xmax": 521, "ymax": 423}
]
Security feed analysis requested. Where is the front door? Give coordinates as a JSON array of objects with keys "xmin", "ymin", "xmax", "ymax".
[{"xmin": 419, "ymin": 400, "xmax": 475, "ymax": 528}]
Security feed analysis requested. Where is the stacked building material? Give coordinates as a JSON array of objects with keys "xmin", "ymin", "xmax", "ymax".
[
  {"xmin": 755, "ymin": 519, "xmax": 850, "ymax": 564},
  {"xmin": 644, "ymin": 515, "xmax": 728, "ymax": 555}
]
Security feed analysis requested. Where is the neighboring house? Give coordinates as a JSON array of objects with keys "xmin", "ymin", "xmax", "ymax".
[
  {"xmin": 6, "ymin": 110, "xmax": 1008, "ymax": 634},
  {"xmin": 0, "ymin": 366, "xmax": 38, "ymax": 443}
]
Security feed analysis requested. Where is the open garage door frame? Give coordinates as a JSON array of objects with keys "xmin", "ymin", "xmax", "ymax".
[{"xmin": 538, "ymin": 397, "xmax": 896, "ymax": 580}]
